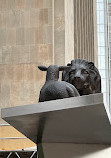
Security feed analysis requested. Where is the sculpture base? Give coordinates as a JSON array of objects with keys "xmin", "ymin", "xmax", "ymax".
[
  {"xmin": 37, "ymin": 143, "xmax": 111, "ymax": 158},
  {"xmin": 2, "ymin": 93, "xmax": 111, "ymax": 145},
  {"xmin": 1, "ymin": 93, "xmax": 111, "ymax": 157}
]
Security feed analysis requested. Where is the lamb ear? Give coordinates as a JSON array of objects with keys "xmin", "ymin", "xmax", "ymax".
[
  {"xmin": 88, "ymin": 62, "xmax": 94, "ymax": 69},
  {"xmin": 38, "ymin": 65, "xmax": 47, "ymax": 71},
  {"xmin": 59, "ymin": 66, "xmax": 70, "ymax": 71},
  {"xmin": 67, "ymin": 63, "xmax": 71, "ymax": 66}
]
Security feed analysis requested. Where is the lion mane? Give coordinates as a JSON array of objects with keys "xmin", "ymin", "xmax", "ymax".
[{"xmin": 62, "ymin": 59, "xmax": 101, "ymax": 96}]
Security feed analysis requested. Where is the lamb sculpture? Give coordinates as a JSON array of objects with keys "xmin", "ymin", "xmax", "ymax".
[{"xmin": 38, "ymin": 65, "xmax": 80, "ymax": 102}]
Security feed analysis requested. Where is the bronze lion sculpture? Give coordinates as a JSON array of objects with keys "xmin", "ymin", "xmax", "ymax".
[{"xmin": 62, "ymin": 59, "xmax": 101, "ymax": 96}]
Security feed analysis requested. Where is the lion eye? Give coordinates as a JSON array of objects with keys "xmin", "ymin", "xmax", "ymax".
[
  {"xmin": 84, "ymin": 70, "xmax": 89, "ymax": 74},
  {"xmin": 70, "ymin": 70, "xmax": 75, "ymax": 74}
]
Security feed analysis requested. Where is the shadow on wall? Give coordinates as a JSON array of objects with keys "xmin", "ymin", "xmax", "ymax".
[{"xmin": 42, "ymin": 143, "xmax": 111, "ymax": 158}]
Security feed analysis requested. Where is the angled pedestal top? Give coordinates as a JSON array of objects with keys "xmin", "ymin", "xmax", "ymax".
[{"xmin": 1, "ymin": 93, "xmax": 111, "ymax": 145}]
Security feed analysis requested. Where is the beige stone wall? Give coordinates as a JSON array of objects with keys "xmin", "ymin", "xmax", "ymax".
[
  {"xmin": 54, "ymin": 0, "xmax": 97, "ymax": 65},
  {"xmin": 54, "ymin": 0, "xmax": 65, "ymax": 65},
  {"xmin": 0, "ymin": 0, "xmax": 53, "ymax": 124},
  {"xmin": 54, "ymin": 0, "xmax": 74, "ymax": 65},
  {"xmin": 73, "ymin": 0, "xmax": 97, "ymax": 62}
]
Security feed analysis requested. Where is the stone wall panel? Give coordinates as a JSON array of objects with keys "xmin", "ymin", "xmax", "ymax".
[{"xmin": 0, "ymin": 0, "xmax": 53, "ymax": 126}]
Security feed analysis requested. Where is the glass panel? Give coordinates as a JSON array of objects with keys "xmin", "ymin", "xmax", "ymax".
[
  {"xmin": 99, "ymin": 33, "xmax": 105, "ymax": 46},
  {"xmin": 97, "ymin": 3, "xmax": 104, "ymax": 10},
  {"xmin": 100, "ymin": 55, "xmax": 106, "ymax": 69},
  {"xmin": 97, "ymin": 25, "xmax": 100, "ymax": 32},
  {"xmin": 97, "ymin": 0, "xmax": 109, "ymax": 110},
  {"xmin": 109, "ymin": 33, "xmax": 111, "ymax": 40},
  {"xmin": 109, "ymin": 26, "xmax": 111, "ymax": 33},
  {"xmin": 97, "ymin": 11, "xmax": 100, "ymax": 24},
  {"xmin": 98, "ymin": 35, "xmax": 100, "ymax": 46},
  {"xmin": 98, "ymin": 55, "xmax": 101, "ymax": 69},
  {"xmin": 101, "ymin": 79, "xmax": 107, "ymax": 92},
  {"xmin": 99, "ymin": 69, "xmax": 106, "ymax": 78},
  {"xmin": 109, "ymin": 16, "xmax": 111, "ymax": 23},
  {"xmin": 99, "ymin": 25, "xmax": 104, "ymax": 32},
  {"xmin": 98, "ymin": 47, "xmax": 101, "ymax": 55},
  {"xmin": 97, "ymin": 0, "xmax": 104, "ymax": 2},
  {"xmin": 99, "ymin": 11, "xmax": 104, "ymax": 24},
  {"xmin": 100, "ymin": 47, "xmax": 105, "ymax": 55}
]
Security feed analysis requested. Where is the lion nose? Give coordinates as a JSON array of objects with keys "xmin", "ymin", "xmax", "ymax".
[{"xmin": 74, "ymin": 76, "xmax": 81, "ymax": 81}]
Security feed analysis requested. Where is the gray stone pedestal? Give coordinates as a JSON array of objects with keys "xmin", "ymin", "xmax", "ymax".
[{"xmin": 1, "ymin": 93, "xmax": 111, "ymax": 158}]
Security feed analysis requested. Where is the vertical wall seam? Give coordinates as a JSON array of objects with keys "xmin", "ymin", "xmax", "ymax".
[{"xmin": 52, "ymin": 0, "xmax": 54, "ymax": 64}]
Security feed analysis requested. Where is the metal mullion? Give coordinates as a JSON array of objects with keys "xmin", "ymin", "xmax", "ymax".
[
  {"xmin": 30, "ymin": 151, "xmax": 37, "ymax": 158},
  {"xmin": 7, "ymin": 152, "xmax": 12, "ymax": 158},
  {"xmin": 15, "ymin": 152, "xmax": 21, "ymax": 158}
]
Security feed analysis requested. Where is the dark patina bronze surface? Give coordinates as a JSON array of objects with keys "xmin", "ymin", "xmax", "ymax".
[
  {"xmin": 38, "ymin": 65, "xmax": 79, "ymax": 102},
  {"xmin": 62, "ymin": 59, "xmax": 101, "ymax": 96}
]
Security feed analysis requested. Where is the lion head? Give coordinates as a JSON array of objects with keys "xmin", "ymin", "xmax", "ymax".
[{"xmin": 62, "ymin": 59, "xmax": 101, "ymax": 95}]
